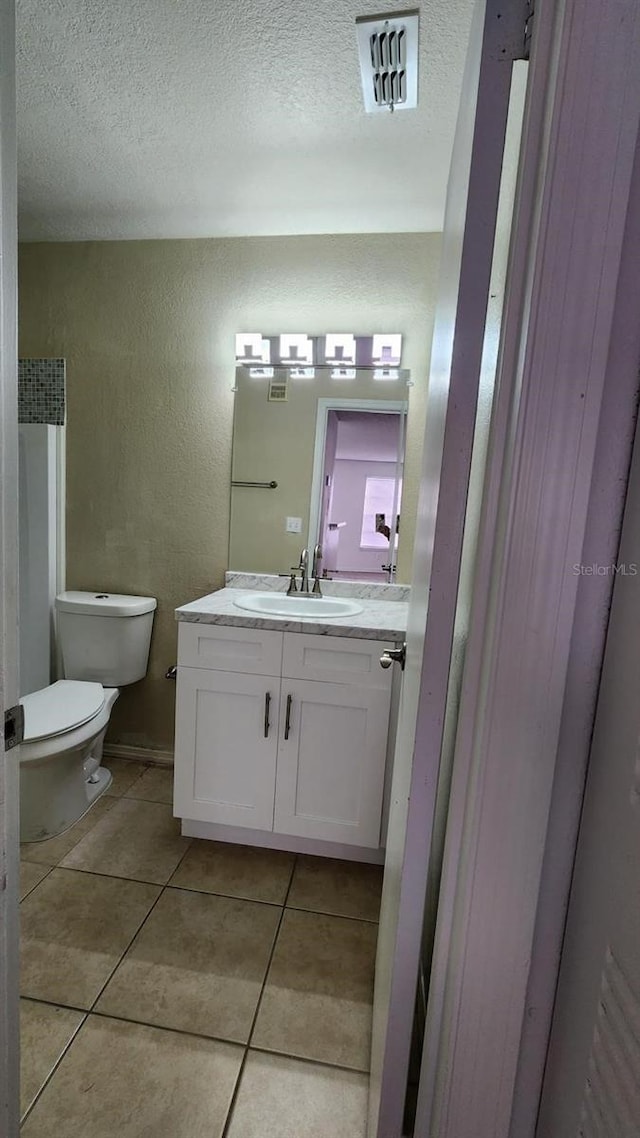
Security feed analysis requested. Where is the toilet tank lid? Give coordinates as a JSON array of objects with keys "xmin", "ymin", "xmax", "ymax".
[{"xmin": 56, "ymin": 591, "xmax": 157, "ymax": 617}]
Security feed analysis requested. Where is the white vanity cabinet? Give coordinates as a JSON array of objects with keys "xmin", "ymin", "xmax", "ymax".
[{"xmin": 173, "ymin": 622, "xmax": 396, "ymax": 855}]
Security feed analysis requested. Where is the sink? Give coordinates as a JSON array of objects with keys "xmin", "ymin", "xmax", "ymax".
[{"xmin": 233, "ymin": 592, "xmax": 364, "ymax": 618}]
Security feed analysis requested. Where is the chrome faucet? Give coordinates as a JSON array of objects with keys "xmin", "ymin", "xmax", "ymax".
[
  {"xmin": 287, "ymin": 548, "xmax": 310, "ymax": 595},
  {"xmin": 287, "ymin": 546, "xmax": 323, "ymax": 597},
  {"xmin": 312, "ymin": 544, "xmax": 323, "ymax": 595},
  {"xmin": 299, "ymin": 548, "xmax": 309, "ymax": 594}
]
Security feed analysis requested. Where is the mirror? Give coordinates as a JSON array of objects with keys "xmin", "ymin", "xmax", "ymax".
[{"xmin": 229, "ymin": 365, "xmax": 408, "ymax": 582}]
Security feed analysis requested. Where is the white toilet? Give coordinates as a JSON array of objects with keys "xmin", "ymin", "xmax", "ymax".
[{"xmin": 20, "ymin": 591, "xmax": 157, "ymax": 843}]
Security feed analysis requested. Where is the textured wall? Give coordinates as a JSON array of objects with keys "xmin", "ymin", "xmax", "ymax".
[{"xmin": 18, "ymin": 234, "xmax": 440, "ymax": 750}]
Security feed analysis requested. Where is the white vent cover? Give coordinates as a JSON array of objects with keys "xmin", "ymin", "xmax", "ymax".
[
  {"xmin": 356, "ymin": 10, "xmax": 419, "ymax": 114},
  {"xmin": 268, "ymin": 377, "xmax": 288, "ymax": 402}
]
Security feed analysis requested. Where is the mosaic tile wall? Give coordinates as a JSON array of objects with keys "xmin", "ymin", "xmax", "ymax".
[{"xmin": 18, "ymin": 358, "xmax": 66, "ymax": 425}]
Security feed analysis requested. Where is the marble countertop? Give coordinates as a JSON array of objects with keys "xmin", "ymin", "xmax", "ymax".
[{"xmin": 176, "ymin": 587, "xmax": 408, "ymax": 642}]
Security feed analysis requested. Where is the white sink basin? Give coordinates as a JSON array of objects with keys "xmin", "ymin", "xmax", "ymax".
[{"xmin": 233, "ymin": 592, "xmax": 363, "ymax": 618}]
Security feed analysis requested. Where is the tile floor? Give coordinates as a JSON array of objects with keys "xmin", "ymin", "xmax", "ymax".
[{"xmin": 19, "ymin": 760, "xmax": 383, "ymax": 1136}]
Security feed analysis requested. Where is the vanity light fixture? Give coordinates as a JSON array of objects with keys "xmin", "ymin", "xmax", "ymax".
[
  {"xmin": 372, "ymin": 333, "xmax": 402, "ymax": 366},
  {"xmin": 234, "ymin": 334, "xmax": 406, "ymax": 371},
  {"xmin": 235, "ymin": 333, "xmax": 271, "ymax": 365},
  {"xmin": 374, "ymin": 367, "xmax": 401, "ymax": 381},
  {"xmin": 279, "ymin": 334, "xmax": 314, "ymax": 366},
  {"xmin": 325, "ymin": 333, "xmax": 357, "ymax": 365},
  {"xmin": 356, "ymin": 10, "xmax": 419, "ymax": 114}
]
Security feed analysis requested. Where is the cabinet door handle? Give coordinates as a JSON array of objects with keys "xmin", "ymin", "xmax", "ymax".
[
  {"xmin": 284, "ymin": 694, "xmax": 292, "ymax": 740},
  {"xmin": 264, "ymin": 692, "xmax": 271, "ymax": 738}
]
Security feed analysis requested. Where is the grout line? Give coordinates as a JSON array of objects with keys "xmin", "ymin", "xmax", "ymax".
[
  {"xmin": 35, "ymin": 863, "xmax": 172, "ymax": 891},
  {"xmin": 284, "ymin": 901, "xmax": 381, "ymax": 924},
  {"xmin": 220, "ymin": 854, "xmax": 298, "ymax": 1138},
  {"xmin": 19, "ymin": 993, "xmax": 89, "ymax": 1014},
  {"xmin": 87, "ymin": 1006, "xmax": 248, "ymax": 1049},
  {"xmin": 40, "ymin": 862, "xmax": 381, "ymax": 923},
  {"xmin": 19, "ymin": 1008, "xmax": 89, "ymax": 1126},
  {"xmin": 19, "ymin": 863, "xmax": 55, "ymax": 902},
  {"xmin": 82, "ymin": 828, "xmax": 196, "ymax": 1017},
  {"xmin": 247, "ymin": 1043, "xmax": 371, "ymax": 1077},
  {"xmin": 18, "ymin": 997, "xmax": 370, "ymax": 1078},
  {"xmin": 85, "ymin": 887, "xmax": 168, "ymax": 1015}
]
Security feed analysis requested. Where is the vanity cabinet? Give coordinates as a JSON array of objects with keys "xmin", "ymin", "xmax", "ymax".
[{"xmin": 173, "ymin": 623, "xmax": 395, "ymax": 854}]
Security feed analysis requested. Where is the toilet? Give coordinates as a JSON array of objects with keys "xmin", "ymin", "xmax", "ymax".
[{"xmin": 20, "ymin": 591, "xmax": 157, "ymax": 843}]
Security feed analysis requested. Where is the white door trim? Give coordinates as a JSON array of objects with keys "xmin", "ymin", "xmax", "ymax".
[
  {"xmin": 0, "ymin": 0, "xmax": 20, "ymax": 1133},
  {"xmin": 416, "ymin": 1, "xmax": 640, "ymax": 1135},
  {"xmin": 371, "ymin": 2, "xmax": 530, "ymax": 1133},
  {"xmin": 512, "ymin": 111, "xmax": 640, "ymax": 1138},
  {"xmin": 306, "ymin": 397, "xmax": 407, "ymax": 558}
]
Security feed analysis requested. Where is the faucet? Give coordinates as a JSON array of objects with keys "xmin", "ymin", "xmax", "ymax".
[
  {"xmin": 287, "ymin": 547, "xmax": 324, "ymax": 597},
  {"xmin": 312, "ymin": 544, "xmax": 323, "ymax": 595},
  {"xmin": 299, "ymin": 548, "xmax": 309, "ymax": 594},
  {"xmin": 287, "ymin": 548, "xmax": 310, "ymax": 595}
]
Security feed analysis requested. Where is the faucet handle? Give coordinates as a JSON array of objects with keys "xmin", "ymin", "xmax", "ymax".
[{"xmin": 287, "ymin": 569, "xmax": 298, "ymax": 595}]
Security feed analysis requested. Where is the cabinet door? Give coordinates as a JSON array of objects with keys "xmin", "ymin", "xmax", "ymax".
[
  {"xmin": 174, "ymin": 667, "xmax": 279, "ymax": 830},
  {"xmin": 274, "ymin": 679, "xmax": 391, "ymax": 847}
]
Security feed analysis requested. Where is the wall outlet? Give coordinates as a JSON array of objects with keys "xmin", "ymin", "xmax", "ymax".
[{"xmin": 286, "ymin": 517, "xmax": 303, "ymax": 533}]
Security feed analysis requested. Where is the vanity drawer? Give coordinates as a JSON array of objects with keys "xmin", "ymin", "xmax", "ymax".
[
  {"xmin": 282, "ymin": 633, "xmax": 395, "ymax": 689},
  {"xmin": 178, "ymin": 623, "xmax": 283, "ymax": 675}
]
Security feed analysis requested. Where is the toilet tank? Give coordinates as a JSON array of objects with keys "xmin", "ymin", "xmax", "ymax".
[{"xmin": 55, "ymin": 592, "xmax": 157, "ymax": 686}]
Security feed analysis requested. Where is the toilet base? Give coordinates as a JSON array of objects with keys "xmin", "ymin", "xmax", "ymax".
[
  {"xmin": 86, "ymin": 765, "xmax": 112, "ymax": 800},
  {"xmin": 20, "ymin": 688, "xmax": 120, "ymax": 843}
]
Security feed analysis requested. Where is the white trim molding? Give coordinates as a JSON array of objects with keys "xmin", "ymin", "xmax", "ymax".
[
  {"xmin": 0, "ymin": 0, "xmax": 20, "ymax": 1132},
  {"xmin": 416, "ymin": 1, "xmax": 640, "ymax": 1136}
]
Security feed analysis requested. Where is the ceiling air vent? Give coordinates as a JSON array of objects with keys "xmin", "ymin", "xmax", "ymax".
[
  {"xmin": 268, "ymin": 376, "xmax": 288, "ymax": 402},
  {"xmin": 356, "ymin": 10, "xmax": 419, "ymax": 114}
]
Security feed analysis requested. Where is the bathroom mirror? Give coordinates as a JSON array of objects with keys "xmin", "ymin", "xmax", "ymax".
[{"xmin": 229, "ymin": 365, "xmax": 408, "ymax": 582}]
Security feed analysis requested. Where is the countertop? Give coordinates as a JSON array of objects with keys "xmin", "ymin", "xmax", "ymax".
[{"xmin": 176, "ymin": 587, "xmax": 408, "ymax": 642}]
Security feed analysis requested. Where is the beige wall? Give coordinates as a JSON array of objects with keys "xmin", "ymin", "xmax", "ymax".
[{"xmin": 19, "ymin": 234, "xmax": 441, "ymax": 750}]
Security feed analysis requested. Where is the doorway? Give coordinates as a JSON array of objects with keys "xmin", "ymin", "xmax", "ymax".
[{"xmin": 309, "ymin": 400, "xmax": 407, "ymax": 584}]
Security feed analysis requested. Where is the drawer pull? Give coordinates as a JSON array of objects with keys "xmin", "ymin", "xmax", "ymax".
[
  {"xmin": 264, "ymin": 692, "xmax": 271, "ymax": 738},
  {"xmin": 284, "ymin": 694, "xmax": 293, "ymax": 740}
]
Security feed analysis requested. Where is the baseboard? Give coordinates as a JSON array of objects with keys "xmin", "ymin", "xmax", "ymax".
[
  {"xmin": 181, "ymin": 818, "xmax": 385, "ymax": 864},
  {"xmin": 103, "ymin": 743, "xmax": 174, "ymax": 768}
]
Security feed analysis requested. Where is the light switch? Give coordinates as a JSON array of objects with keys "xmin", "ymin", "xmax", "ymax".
[{"xmin": 286, "ymin": 517, "xmax": 303, "ymax": 533}]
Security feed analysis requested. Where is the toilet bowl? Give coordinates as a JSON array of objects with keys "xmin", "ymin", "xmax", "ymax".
[
  {"xmin": 19, "ymin": 590, "xmax": 157, "ymax": 844},
  {"xmin": 19, "ymin": 682, "xmax": 120, "ymax": 842}
]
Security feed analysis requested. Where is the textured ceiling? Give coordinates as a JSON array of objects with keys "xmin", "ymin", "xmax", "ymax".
[{"xmin": 17, "ymin": 0, "xmax": 474, "ymax": 240}]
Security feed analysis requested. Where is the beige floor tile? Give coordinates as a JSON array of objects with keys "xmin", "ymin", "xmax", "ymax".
[
  {"xmin": 287, "ymin": 856, "xmax": 383, "ymax": 922},
  {"xmin": 21, "ymin": 1014, "xmax": 243, "ymax": 1138},
  {"xmin": 104, "ymin": 757, "xmax": 149, "ymax": 796},
  {"xmin": 21, "ymin": 868, "xmax": 161, "ymax": 1009},
  {"xmin": 169, "ymin": 839, "xmax": 295, "ymax": 904},
  {"xmin": 252, "ymin": 909, "xmax": 377, "ymax": 1071},
  {"xmin": 226, "ymin": 1051, "xmax": 368, "ymax": 1138},
  {"xmin": 97, "ymin": 887, "xmax": 280, "ymax": 1042},
  {"xmin": 20, "ymin": 999, "xmax": 84, "ymax": 1120},
  {"xmin": 124, "ymin": 765, "xmax": 174, "ymax": 804},
  {"xmin": 20, "ymin": 795, "xmax": 116, "ymax": 867},
  {"xmin": 20, "ymin": 861, "xmax": 50, "ymax": 901},
  {"xmin": 60, "ymin": 798, "xmax": 190, "ymax": 884}
]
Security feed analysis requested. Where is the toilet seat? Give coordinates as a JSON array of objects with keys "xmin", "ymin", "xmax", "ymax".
[{"xmin": 20, "ymin": 680, "xmax": 106, "ymax": 742}]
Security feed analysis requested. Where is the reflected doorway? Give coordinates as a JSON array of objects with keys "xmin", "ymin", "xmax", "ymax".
[{"xmin": 310, "ymin": 403, "xmax": 406, "ymax": 583}]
